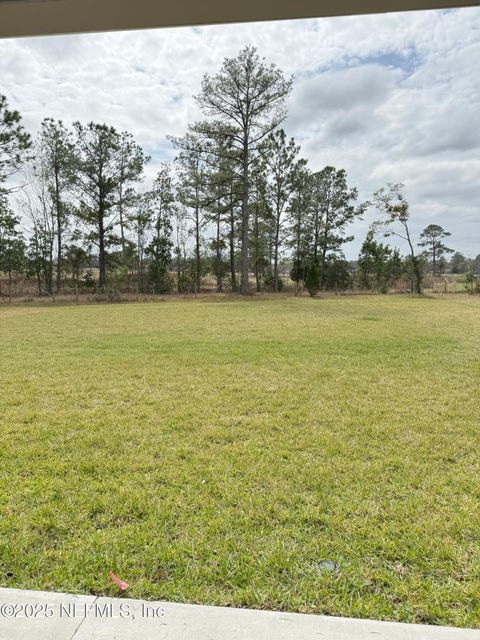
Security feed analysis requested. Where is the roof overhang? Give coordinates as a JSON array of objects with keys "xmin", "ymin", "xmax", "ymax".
[{"xmin": 0, "ymin": 0, "xmax": 479, "ymax": 39}]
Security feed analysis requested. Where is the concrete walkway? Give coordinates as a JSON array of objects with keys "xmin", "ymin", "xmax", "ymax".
[{"xmin": 0, "ymin": 587, "xmax": 479, "ymax": 639}]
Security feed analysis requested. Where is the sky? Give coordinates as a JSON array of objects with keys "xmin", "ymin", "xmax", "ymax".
[{"xmin": 1, "ymin": 7, "xmax": 479, "ymax": 259}]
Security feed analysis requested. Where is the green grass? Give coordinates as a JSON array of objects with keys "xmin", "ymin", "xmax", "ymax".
[{"xmin": 0, "ymin": 295, "xmax": 479, "ymax": 627}]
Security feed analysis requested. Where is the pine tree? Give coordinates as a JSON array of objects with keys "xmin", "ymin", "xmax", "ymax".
[
  {"xmin": 193, "ymin": 46, "xmax": 293, "ymax": 294},
  {"xmin": 418, "ymin": 224, "xmax": 453, "ymax": 276}
]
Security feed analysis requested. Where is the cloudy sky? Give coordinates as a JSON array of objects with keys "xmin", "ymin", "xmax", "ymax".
[{"xmin": 1, "ymin": 7, "xmax": 479, "ymax": 258}]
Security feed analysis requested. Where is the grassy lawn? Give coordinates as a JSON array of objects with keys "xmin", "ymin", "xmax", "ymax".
[{"xmin": 0, "ymin": 295, "xmax": 479, "ymax": 627}]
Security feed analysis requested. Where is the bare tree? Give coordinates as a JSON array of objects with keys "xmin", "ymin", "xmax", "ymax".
[
  {"xmin": 37, "ymin": 119, "xmax": 75, "ymax": 292},
  {"xmin": 19, "ymin": 163, "xmax": 56, "ymax": 295}
]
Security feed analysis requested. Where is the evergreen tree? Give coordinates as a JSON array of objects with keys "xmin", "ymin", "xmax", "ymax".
[
  {"xmin": 145, "ymin": 218, "xmax": 173, "ymax": 293},
  {"xmin": 358, "ymin": 230, "xmax": 402, "ymax": 293},
  {"xmin": 0, "ymin": 95, "xmax": 31, "ymax": 191},
  {"xmin": 311, "ymin": 167, "xmax": 364, "ymax": 289},
  {"xmin": 372, "ymin": 183, "xmax": 423, "ymax": 294},
  {"xmin": 72, "ymin": 122, "xmax": 145, "ymax": 289},
  {"xmin": 288, "ymin": 167, "xmax": 312, "ymax": 291},
  {"xmin": 193, "ymin": 46, "xmax": 293, "ymax": 294},
  {"xmin": 145, "ymin": 163, "xmax": 176, "ymax": 293},
  {"xmin": 259, "ymin": 129, "xmax": 305, "ymax": 291},
  {"xmin": 0, "ymin": 194, "xmax": 25, "ymax": 298},
  {"xmin": 418, "ymin": 224, "xmax": 453, "ymax": 276},
  {"xmin": 449, "ymin": 251, "xmax": 468, "ymax": 274},
  {"xmin": 305, "ymin": 257, "xmax": 320, "ymax": 298},
  {"xmin": 116, "ymin": 131, "xmax": 148, "ymax": 268},
  {"xmin": 472, "ymin": 254, "xmax": 480, "ymax": 275}
]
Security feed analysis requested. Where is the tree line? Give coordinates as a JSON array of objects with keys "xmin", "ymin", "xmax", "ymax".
[{"xmin": 0, "ymin": 47, "xmax": 478, "ymax": 299}]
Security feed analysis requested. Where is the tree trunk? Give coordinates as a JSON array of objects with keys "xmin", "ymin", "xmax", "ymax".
[
  {"xmin": 320, "ymin": 244, "xmax": 328, "ymax": 290},
  {"xmin": 229, "ymin": 201, "xmax": 237, "ymax": 292},
  {"xmin": 413, "ymin": 258, "xmax": 422, "ymax": 294},
  {"xmin": 55, "ymin": 170, "xmax": 63, "ymax": 293},
  {"xmin": 195, "ymin": 202, "xmax": 201, "ymax": 294},
  {"xmin": 295, "ymin": 210, "xmax": 302, "ymax": 290},
  {"xmin": 273, "ymin": 206, "xmax": 281, "ymax": 293},
  {"xmin": 405, "ymin": 227, "xmax": 421, "ymax": 294},
  {"xmin": 240, "ymin": 140, "xmax": 250, "ymax": 295},
  {"xmin": 254, "ymin": 202, "xmax": 260, "ymax": 293},
  {"xmin": 36, "ymin": 255, "xmax": 42, "ymax": 296},
  {"xmin": 320, "ymin": 211, "xmax": 330, "ymax": 290},
  {"xmin": 137, "ymin": 228, "xmax": 143, "ymax": 292},
  {"xmin": 98, "ymin": 216, "xmax": 106, "ymax": 290},
  {"xmin": 119, "ymin": 198, "xmax": 126, "ymax": 266},
  {"xmin": 176, "ymin": 251, "xmax": 181, "ymax": 294},
  {"xmin": 48, "ymin": 237, "xmax": 54, "ymax": 296},
  {"xmin": 216, "ymin": 211, "xmax": 222, "ymax": 293}
]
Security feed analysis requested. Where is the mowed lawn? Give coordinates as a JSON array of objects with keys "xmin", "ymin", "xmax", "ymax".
[{"xmin": 0, "ymin": 295, "xmax": 479, "ymax": 627}]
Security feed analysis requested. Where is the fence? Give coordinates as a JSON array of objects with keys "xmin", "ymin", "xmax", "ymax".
[{"xmin": 0, "ymin": 273, "xmax": 477, "ymax": 301}]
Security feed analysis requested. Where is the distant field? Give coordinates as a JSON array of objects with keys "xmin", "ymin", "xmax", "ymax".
[{"xmin": 0, "ymin": 295, "xmax": 479, "ymax": 627}]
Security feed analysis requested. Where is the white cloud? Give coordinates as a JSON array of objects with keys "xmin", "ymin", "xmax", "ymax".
[{"xmin": 0, "ymin": 7, "xmax": 479, "ymax": 258}]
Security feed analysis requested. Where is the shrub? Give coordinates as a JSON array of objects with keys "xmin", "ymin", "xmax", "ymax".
[
  {"xmin": 263, "ymin": 271, "xmax": 284, "ymax": 291},
  {"xmin": 464, "ymin": 272, "xmax": 479, "ymax": 294},
  {"xmin": 82, "ymin": 271, "xmax": 96, "ymax": 289}
]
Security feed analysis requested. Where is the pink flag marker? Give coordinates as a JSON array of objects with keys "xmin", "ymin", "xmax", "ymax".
[{"xmin": 108, "ymin": 571, "xmax": 128, "ymax": 591}]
